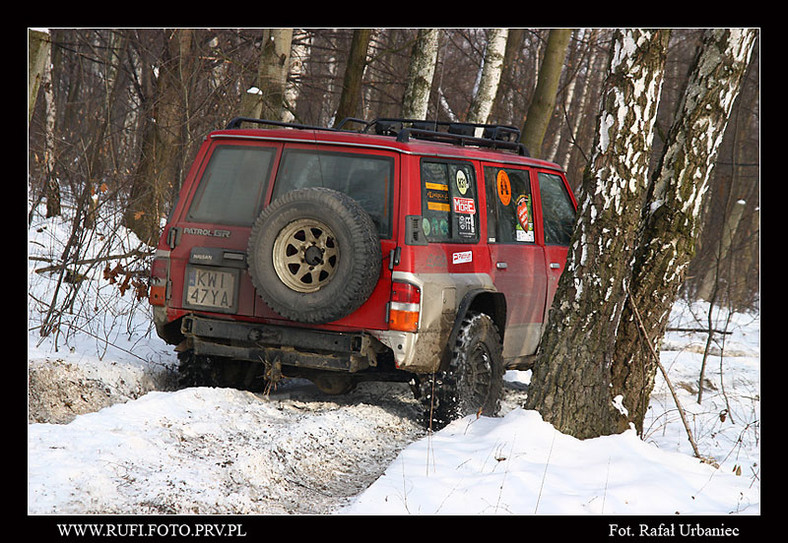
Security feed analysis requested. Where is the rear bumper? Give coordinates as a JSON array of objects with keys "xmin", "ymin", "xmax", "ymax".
[{"xmin": 180, "ymin": 314, "xmax": 380, "ymax": 373}]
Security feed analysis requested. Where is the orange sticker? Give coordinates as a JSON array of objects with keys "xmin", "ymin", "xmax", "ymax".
[{"xmin": 497, "ymin": 170, "xmax": 511, "ymax": 206}]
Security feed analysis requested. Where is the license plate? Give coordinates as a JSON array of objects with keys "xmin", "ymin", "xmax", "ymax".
[{"xmin": 185, "ymin": 267, "xmax": 237, "ymax": 311}]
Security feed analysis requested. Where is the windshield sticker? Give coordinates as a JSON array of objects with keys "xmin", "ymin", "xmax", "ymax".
[
  {"xmin": 455, "ymin": 169, "xmax": 469, "ymax": 195},
  {"xmin": 516, "ymin": 194, "xmax": 531, "ymax": 232},
  {"xmin": 425, "ymin": 181, "xmax": 450, "ymax": 212},
  {"xmin": 453, "ymin": 197, "xmax": 476, "ymax": 215},
  {"xmin": 497, "ymin": 170, "xmax": 512, "ymax": 206}
]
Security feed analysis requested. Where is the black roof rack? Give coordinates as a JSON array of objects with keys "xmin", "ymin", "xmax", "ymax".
[
  {"xmin": 225, "ymin": 116, "xmax": 341, "ymax": 131},
  {"xmin": 364, "ymin": 118, "xmax": 529, "ymax": 156},
  {"xmin": 224, "ymin": 116, "xmax": 529, "ymax": 156}
]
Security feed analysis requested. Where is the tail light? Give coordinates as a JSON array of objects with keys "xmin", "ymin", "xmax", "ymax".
[
  {"xmin": 389, "ymin": 281, "xmax": 420, "ymax": 332},
  {"xmin": 148, "ymin": 256, "xmax": 168, "ymax": 306}
]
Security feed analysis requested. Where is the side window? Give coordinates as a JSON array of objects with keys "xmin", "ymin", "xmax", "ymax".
[
  {"xmin": 187, "ymin": 145, "xmax": 276, "ymax": 226},
  {"xmin": 421, "ymin": 160, "xmax": 478, "ymax": 243},
  {"xmin": 484, "ymin": 166, "xmax": 534, "ymax": 243},
  {"xmin": 539, "ymin": 171, "xmax": 576, "ymax": 245}
]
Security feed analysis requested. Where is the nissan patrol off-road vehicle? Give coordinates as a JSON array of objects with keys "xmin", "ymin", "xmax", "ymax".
[{"xmin": 149, "ymin": 117, "xmax": 577, "ymax": 428}]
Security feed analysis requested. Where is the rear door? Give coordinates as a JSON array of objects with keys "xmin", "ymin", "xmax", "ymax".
[
  {"xmin": 262, "ymin": 143, "xmax": 399, "ymax": 329},
  {"xmin": 168, "ymin": 139, "xmax": 280, "ymax": 318},
  {"xmin": 483, "ymin": 165, "xmax": 547, "ymax": 359}
]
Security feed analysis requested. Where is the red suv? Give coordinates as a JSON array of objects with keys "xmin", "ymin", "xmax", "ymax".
[{"xmin": 149, "ymin": 117, "xmax": 577, "ymax": 428}]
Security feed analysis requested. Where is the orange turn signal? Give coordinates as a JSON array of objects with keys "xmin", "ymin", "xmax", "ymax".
[
  {"xmin": 389, "ymin": 307, "xmax": 419, "ymax": 332},
  {"xmin": 149, "ymin": 284, "xmax": 166, "ymax": 306}
]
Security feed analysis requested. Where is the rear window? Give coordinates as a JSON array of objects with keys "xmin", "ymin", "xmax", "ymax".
[
  {"xmin": 187, "ymin": 145, "xmax": 275, "ymax": 226},
  {"xmin": 272, "ymin": 148, "xmax": 394, "ymax": 237}
]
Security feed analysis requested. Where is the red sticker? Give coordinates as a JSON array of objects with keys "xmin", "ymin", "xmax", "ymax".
[
  {"xmin": 516, "ymin": 194, "xmax": 530, "ymax": 230},
  {"xmin": 453, "ymin": 197, "xmax": 476, "ymax": 215}
]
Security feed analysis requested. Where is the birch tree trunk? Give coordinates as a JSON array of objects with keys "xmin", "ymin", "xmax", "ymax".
[
  {"xmin": 467, "ymin": 28, "xmax": 508, "ymax": 125},
  {"xmin": 609, "ymin": 28, "xmax": 757, "ymax": 435},
  {"xmin": 29, "ymin": 29, "xmax": 50, "ymax": 124},
  {"xmin": 241, "ymin": 29, "xmax": 294, "ymax": 121},
  {"xmin": 521, "ymin": 29, "xmax": 572, "ymax": 158},
  {"xmin": 524, "ymin": 29, "xmax": 670, "ymax": 439},
  {"xmin": 282, "ymin": 30, "xmax": 311, "ymax": 123},
  {"xmin": 43, "ymin": 51, "xmax": 60, "ymax": 218},
  {"xmin": 401, "ymin": 29, "xmax": 440, "ymax": 119}
]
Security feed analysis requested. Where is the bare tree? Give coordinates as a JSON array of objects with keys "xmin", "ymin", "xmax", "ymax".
[
  {"xmin": 521, "ymin": 29, "xmax": 572, "ymax": 158},
  {"xmin": 334, "ymin": 29, "xmax": 372, "ymax": 124},
  {"xmin": 611, "ymin": 28, "xmax": 757, "ymax": 434},
  {"xmin": 467, "ymin": 28, "xmax": 508, "ymax": 125},
  {"xmin": 125, "ymin": 29, "xmax": 195, "ymax": 245},
  {"xmin": 240, "ymin": 29, "xmax": 294, "ymax": 121},
  {"xmin": 525, "ymin": 29, "xmax": 671, "ymax": 439},
  {"xmin": 526, "ymin": 28, "xmax": 757, "ymax": 440},
  {"xmin": 401, "ymin": 29, "xmax": 440, "ymax": 119},
  {"xmin": 29, "ymin": 29, "xmax": 51, "ymax": 124}
]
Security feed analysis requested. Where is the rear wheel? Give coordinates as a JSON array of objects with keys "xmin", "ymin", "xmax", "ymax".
[
  {"xmin": 420, "ymin": 312, "xmax": 504, "ymax": 430},
  {"xmin": 309, "ymin": 372, "xmax": 357, "ymax": 395},
  {"xmin": 177, "ymin": 351, "xmax": 267, "ymax": 392}
]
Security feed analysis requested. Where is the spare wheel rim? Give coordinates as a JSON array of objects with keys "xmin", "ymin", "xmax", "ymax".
[{"xmin": 272, "ymin": 218, "xmax": 340, "ymax": 293}]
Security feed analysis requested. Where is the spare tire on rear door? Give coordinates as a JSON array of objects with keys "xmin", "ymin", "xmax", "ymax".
[{"xmin": 247, "ymin": 187, "xmax": 382, "ymax": 324}]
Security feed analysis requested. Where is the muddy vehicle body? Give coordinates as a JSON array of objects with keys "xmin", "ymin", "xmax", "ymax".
[{"xmin": 149, "ymin": 117, "xmax": 577, "ymax": 427}]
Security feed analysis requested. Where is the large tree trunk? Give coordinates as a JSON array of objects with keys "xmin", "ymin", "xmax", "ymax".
[
  {"xmin": 521, "ymin": 29, "xmax": 572, "ymax": 158},
  {"xmin": 610, "ymin": 28, "xmax": 757, "ymax": 435},
  {"xmin": 401, "ymin": 29, "xmax": 440, "ymax": 119},
  {"xmin": 526, "ymin": 29, "xmax": 757, "ymax": 440},
  {"xmin": 241, "ymin": 29, "xmax": 294, "ymax": 121},
  {"xmin": 334, "ymin": 29, "xmax": 372, "ymax": 124},
  {"xmin": 467, "ymin": 28, "xmax": 508, "ymax": 125},
  {"xmin": 525, "ymin": 29, "xmax": 671, "ymax": 439},
  {"xmin": 125, "ymin": 29, "xmax": 194, "ymax": 245}
]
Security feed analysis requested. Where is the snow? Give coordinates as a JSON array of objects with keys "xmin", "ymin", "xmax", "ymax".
[
  {"xmin": 27, "ymin": 203, "xmax": 760, "ymax": 522},
  {"xmin": 343, "ymin": 301, "xmax": 761, "ymax": 516}
]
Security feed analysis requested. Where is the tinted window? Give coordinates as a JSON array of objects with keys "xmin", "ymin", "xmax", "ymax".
[
  {"xmin": 272, "ymin": 149, "xmax": 394, "ymax": 237},
  {"xmin": 187, "ymin": 145, "xmax": 275, "ymax": 225},
  {"xmin": 484, "ymin": 166, "xmax": 534, "ymax": 243},
  {"xmin": 421, "ymin": 160, "xmax": 478, "ymax": 242},
  {"xmin": 539, "ymin": 172, "xmax": 575, "ymax": 245}
]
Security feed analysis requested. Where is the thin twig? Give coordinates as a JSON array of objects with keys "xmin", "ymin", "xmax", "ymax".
[{"xmin": 625, "ymin": 286, "xmax": 702, "ymax": 460}]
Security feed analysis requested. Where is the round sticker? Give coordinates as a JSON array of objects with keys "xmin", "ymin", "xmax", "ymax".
[
  {"xmin": 456, "ymin": 169, "xmax": 468, "ymax": 195},
  {"xmin": 422, "ymin": 217, "xmax": 431, "ymax": 236},
  {"xmin": 496, "ymin": 170, "xmax": 511, "ymax": 206}
]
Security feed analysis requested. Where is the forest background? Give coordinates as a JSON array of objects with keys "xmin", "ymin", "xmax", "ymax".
[{"xmin": 27, "ymin": 28, "xmax": 759, "ymax": 320}]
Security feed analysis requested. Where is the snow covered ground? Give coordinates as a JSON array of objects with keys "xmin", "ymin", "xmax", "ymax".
[
  {"xmin": 345, "ymin": 304, "xmax": 761, "ymax": 516},
  {"xmin": 27, "ymin": 204, "xmax": 760, "ymax": 527}
]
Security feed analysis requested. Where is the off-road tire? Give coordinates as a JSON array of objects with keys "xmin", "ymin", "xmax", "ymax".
[
  {"xmin": 420, "ymin": 312, "xmax": 504, "ymax": 430},
  {"xmin": 177, "ymin": 351, "xmax": 267, "ymax": 392},
  {"xmin": 247, "ymin": 188, "xmax": 381, "ymax": 324},
  {"xmin": 309, "ymin": 372, "xmax": 358, "ymax": 395}
]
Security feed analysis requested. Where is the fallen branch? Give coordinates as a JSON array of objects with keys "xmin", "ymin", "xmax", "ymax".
[
  {"xmin": 666, "ymin": 326, "xmax": 732, "ymax": 336},
  {"xmin": 625, "ymin": 287, "xmax": 703, "ymax": 461}
]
